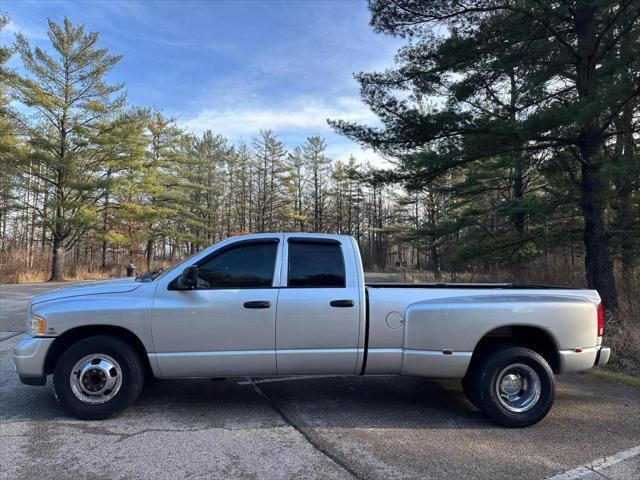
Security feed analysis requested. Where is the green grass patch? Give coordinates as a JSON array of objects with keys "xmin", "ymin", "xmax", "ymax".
[{"xmin": 587, "ymin": 368, "xmax": 640, "ymax": 388}]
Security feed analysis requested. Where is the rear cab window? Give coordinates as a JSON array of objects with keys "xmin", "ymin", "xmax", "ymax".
[{"xmin": 287, "ymin": 240, "xmax": 346, "ymax": 288}]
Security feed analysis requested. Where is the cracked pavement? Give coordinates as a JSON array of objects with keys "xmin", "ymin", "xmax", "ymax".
[{"xmin": 1, "ymin": 282, "xmax": 639, "ymax": 479}]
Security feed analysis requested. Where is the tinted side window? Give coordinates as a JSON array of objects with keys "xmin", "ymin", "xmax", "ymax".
[
  {"xmin": 288, "ymin": 241, "xmax": 345, "ymax": 287},
  {"xmin": 197, "ymin": 242, "xmax": 277, "ymax": 288}
]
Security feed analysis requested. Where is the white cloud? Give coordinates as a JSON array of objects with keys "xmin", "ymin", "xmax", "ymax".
[
  {"xmin": 325, "ymin": 143, "xmax": 391, "ymax": 169},
  {"xmin": 180, "ymin": 96, "xmax": 379, "ymax": 138},
  {"xmin": 180, "ymin": 95, "xmax": 392, "ymax": 168},
  {"xmin": 2, "ymin": 18, "xmax": 48, "ymax": 42}
]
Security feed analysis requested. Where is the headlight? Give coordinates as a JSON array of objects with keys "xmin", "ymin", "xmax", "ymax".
[{"xmin": 27, "ymin": 313, "xmax": 47, "ymax": 337}]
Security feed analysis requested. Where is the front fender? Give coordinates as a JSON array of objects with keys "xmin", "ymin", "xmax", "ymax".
[{"xmin": 32, "ymin": 287, "xmax": 155, "ymax": 352}]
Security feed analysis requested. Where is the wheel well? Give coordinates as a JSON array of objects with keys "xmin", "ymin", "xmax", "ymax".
[
  {"xmin": 469, "ymin": 325, "xmax": 560, "ymax": 373},
  {"xmin": 44, "ymin": 325, "xmax": 152, "ymax": 376}
]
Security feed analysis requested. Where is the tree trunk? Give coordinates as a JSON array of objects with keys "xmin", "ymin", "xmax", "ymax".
[
  {"xmin": 573, "ymin": 4, "xmax": 618, "ymax": 310},
  {"xmin": 50, "ymin": 235, "xmax": 64, "ymax": 281},
  {"xmin": 146, "ymin": 239, "xmax": 153, "ymax": 271},
  {"xmin": 508, "ymin": 70, "xmax": 526, "ymax": 235},
  {"xmin": 580, "ymin": 161, "xmax": 618, "ymax": 309},
  {"xmin": 617, "ymin": 188, "xmax": 636, "ymax": 291},
  {"xmin": 512, "ymin": 159, "xmax": 525, "ymax": 234},
  {"xmin": 614, "ymin": 101, "xmax": 637, "ymax": 292},
  {"xmin": 49, "ymin": 178, "xmax": 65, "ymax": 281},
  {"xmin": 101, "ymin": 171, "xmax": 111, "ymax": 270},
  {"xmin": 430, "ymin": 244, "xmax": 441, "ymax": 280},
  {"xmin": 101, "ymin": 239, "xmax": 108, "ymax": 270}
]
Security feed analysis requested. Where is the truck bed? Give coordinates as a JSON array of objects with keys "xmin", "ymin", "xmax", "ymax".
[
  {"xmin": 362, "ymin": 282, "xmax": 599, "ymax": 377},
  {"xmin": 365, "ymin": 282, "xmax": 579, "ymax": 289}
]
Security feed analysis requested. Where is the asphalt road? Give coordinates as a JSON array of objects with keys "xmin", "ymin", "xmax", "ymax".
[
  {"xmin": 0, "ymin": 282, "xmax": 62, "ymax": 333},
  {"xmin": 1, "ymin": 281, "xmax": 639, "ymax": 480}
]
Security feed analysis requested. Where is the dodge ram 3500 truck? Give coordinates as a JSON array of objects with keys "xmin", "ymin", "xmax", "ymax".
[{"xmin": 14, "ymin": 233, "xmax": 610, "ymax": 426}]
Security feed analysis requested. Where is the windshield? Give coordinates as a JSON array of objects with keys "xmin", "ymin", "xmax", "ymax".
[{"xmin": 135, "ymin": 251, "xmax": 201, "ymax": 282}]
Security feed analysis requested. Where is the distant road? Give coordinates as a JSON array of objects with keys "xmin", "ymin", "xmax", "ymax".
[{"xmin": 0, "ymin": 282, "xmax": 73, "ymax": 332}]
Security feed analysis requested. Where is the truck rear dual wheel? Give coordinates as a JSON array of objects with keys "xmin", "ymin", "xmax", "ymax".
[
  {"xmin": 53, "ymin": 335, "xmax": 145, "ymax": 420},
  {"xmin": 464, "ymin": 346, "xmax": 555, "ymax": 427}
]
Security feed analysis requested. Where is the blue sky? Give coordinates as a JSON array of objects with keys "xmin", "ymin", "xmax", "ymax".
[{"xmin": 2, "ymin": 0, "xmax": 401, "ymax": 164}]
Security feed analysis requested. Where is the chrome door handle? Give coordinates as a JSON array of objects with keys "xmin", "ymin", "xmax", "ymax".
[
  {"xmin": 330, "ymin": 299, "xmax": 354, "ymax": 308},
  {"xmin": 244, "ymin": 301, "xmax": 271, "ymax": 309}
]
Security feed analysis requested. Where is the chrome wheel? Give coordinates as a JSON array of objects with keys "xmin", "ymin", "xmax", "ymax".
[
  {"xmin": 495, "ymin": 363, "xmax": 541, "ymax": 413},
  {"xmin": 70, "ymin": 354, "xmax": 123, "ymax": 404}
]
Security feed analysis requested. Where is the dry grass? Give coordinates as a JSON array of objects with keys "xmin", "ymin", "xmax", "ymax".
[
  {"xmin": 604, "ymin": 296, "xmax": 640, "ymax": 376},
  {"xmin": 0, "ymin": 250, "xmax": 124, "ymax": 283},
  {"xmin": 0, "ymin": 249, "xmax": 171, "ymax": 283}
]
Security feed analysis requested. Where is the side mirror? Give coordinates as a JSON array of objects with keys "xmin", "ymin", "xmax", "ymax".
[{"xmin": 177, "ymin": 265, "xmax": 199, "ymax": 289}]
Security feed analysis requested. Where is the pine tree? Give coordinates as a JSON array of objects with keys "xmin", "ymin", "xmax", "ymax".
[
  {"xmin": 91, "ymin": 110, "xmax": 147, "ymax": 269},
  {"xmin": 287, "ymin": 146, "xmax": 308, "ymax": 230},
  {"xmin": 183, "ymin": 130, "xmax": 229, "ymax": 246},
  {"xmin": 9, "ymin": 18, "xmax": 126, "ymax": 280},
  {"xmin": 302, "ymin": 136, "xmax": 331, "ymax": 232},
  {"xmin": 0, "ymin": 14, "xmax": 21, "ymax": 251},
  {"xmin": 252, "ymin": 130, "xmax": 290, "ymax": 231},
  {"xmin": 333, "ymin": 0, "xmax": 640, "ymax": 309},
  {"xmin": 138, "ymin": 110, "xmax": 186, "ymax": 269}
]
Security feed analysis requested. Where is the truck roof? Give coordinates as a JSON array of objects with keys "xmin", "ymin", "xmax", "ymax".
[{"xmin": 232, "ymin": 232, "xmax": 354, "ymax": 241}]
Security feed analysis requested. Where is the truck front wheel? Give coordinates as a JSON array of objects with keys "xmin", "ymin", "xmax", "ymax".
[
  {"xmin": 53, "ymin": 335, "xmax": 145, "ymax": 420},
  {"xmin": 474, "ymin": 346, "xmax": 555, "ymax": 427}
]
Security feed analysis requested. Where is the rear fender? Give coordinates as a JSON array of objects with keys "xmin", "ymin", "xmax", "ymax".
[{"xmin": 400, "ymin": 294, "xmax": 597, "ymax": 378}]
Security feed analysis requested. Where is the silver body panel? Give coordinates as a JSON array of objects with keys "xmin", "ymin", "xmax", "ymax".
[
  {"xmin": 558, "ymin": 347, "xmax": 600, "ymax": 373},
  {"xmin": 275, "ymin": 234, "xmax": 365, "ymax": 375},
  {"xmin": 13, "ymin": 336, "xmax": 55, "ymax": 378},
  {"xmin": 14, "ymin": 233, "xmax": 608, "ymax": 382},
  {"xmin": 150, "ymin": 287, "xmax": 280, "ymax": 377}
]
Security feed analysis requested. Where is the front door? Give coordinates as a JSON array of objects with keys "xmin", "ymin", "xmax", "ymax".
[
  {"xmin": 276, "ymin": 236, "xmax": 361, "ymax": 375},
  {"xmin": 151, "ymin": 237, "xmax": 282, "ymax": 377}
]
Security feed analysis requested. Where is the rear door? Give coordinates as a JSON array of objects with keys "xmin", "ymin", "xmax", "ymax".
[{"xmin": 276, "ymin": 236, "xmax": 361, "ymax": 375}]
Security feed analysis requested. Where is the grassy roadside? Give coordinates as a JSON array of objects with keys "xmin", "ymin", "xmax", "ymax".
[{"xmin": 586, "ymin": 368, "xmax": 640, "ymax": 388}]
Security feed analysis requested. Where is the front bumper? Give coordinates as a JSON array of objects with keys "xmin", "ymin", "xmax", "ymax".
[
  {"xmin": 558, "ymin": 345, "xmax": 611, "ymax": 373},
  {"xmin": 13, "ymin": 335, "xmax": 55, "ymax": 386}
]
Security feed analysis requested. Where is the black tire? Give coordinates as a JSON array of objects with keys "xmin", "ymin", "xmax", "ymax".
[
  {"xmin": 462, "ymin": 367, "xmax": 484, "ymax": 412},
  {"xmin": 475, "ymin": 346, "xmax": 555, "ymax": 428},
  {"xmin": 462, "ymin": 342, "xmax": 508, "ymax": 412},
  {"xmin": 53, "ymin": 335, "xmax": 145, "ymax": 420}
]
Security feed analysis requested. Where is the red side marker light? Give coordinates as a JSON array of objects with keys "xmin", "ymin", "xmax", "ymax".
[{"xmin": 597, "ymin": 303, "xmax": 604, "ymax": 337}]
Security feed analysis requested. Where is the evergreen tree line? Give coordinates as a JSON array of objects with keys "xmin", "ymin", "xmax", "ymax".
[
  {"xmin": 332, "ymin": 0, "xmax": 640, "ymax": 310},
  {"xmin": 1, "ymin": 7, "xmax": 639, "ymax": 314},
  {"xmin": 0, "ymin": 17, "xmax": 400, "ymax": 280}
]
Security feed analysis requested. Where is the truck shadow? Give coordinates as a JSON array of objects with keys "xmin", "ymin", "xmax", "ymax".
[
  {"xmin": 135, "ymin": 375, "xmax": 491, "ymax": 430},
  {"xmin": 4, "ymin": 373, "xmax": 636, "ymax": 435}
]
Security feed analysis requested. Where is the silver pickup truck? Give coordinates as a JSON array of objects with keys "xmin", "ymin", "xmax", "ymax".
[{"xmin": 14, "ymin": 233, "xmax": 610, "ymax": 426}]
